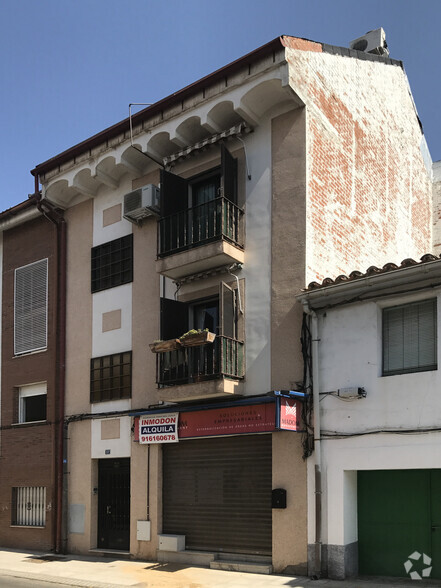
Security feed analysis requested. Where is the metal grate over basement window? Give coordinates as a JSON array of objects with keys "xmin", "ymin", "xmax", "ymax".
[
  {"xmin": 14, "ymin": 259, "xmax": 48, "ymax": 355},
  {"xmin": 12, "ymin": 486, "xmax": 46, "ymax": 527}
]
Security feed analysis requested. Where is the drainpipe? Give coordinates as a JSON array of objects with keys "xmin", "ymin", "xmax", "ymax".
[
  {"xmin": 302, "ymin": 301, "xmax": 321, "ymax": 579},
  {"xmin": 31, "ymin": 173, "xmax": 67, "ymax": 554}
]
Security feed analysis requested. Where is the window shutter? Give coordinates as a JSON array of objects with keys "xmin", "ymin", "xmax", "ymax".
[
  {"xmin": 14, "ymin": 259, "xmax": 48, "ymax": 355},
  {"xmin": 221, "ymin": 144, "xmax": 237, "ymax": 204},
  {"xmin": 160, "ymin": 169, "xmax": 189, "ymax": 217},
  {"xmin": 160, "ymin": 298, "xmax": 189, "ymax": 340},
  {"xmin": 219, "ymin": 281, "xmax": 235, "ymax": 339},
  {"xmin": 383, "ymin": 299, "xmax": 437, "ymax": 375}
]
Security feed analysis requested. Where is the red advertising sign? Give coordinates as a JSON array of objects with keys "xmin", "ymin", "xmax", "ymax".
[
  {"xmin": 279, "ymin": 397, "xmax": 301, "ymax": 431},
  {"xmin": 178, "ymin": 403, "xmax": 276, "ymax": 438},
  {"xmin": 133, "ymin": 398, "xmax": 303, "ymax": 442}
]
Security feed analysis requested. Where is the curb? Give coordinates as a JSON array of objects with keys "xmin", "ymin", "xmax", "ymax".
[{"xmin": 0, "ymin": 567, "xmax": 128, "ymax": 588}]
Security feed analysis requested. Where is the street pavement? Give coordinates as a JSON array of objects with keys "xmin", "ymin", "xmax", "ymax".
[{"xmin": 0, "ymin": 548, "xmax": 439, "ymax": 588}]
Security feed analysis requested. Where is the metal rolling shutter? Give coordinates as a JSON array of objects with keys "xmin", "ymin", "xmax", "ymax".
[{"xmin": 163, "ymin": 434, "xmax": 272, "ymax": 555}]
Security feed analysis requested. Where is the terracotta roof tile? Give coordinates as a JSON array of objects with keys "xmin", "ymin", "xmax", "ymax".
[{"xmin": 306, "ymin": 254, "xmax": 441, "ymax": 291}]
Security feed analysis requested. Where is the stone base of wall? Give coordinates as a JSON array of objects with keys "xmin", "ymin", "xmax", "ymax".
[{"xmin": 308, "ymin": 541, "xmax": 358, "ymax": 580}]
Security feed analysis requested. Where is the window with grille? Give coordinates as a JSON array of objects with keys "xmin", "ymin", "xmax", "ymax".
[
  {"xmin": 12, "ymin": 487, "xmax": 46, "ymax": 527},
  {"xmin": 90, "ymin": 351, "xmax": 132, "ymax": 403},
  {"xmin": 91, "ymin": 234, "xmax": 133, "ymax": 293},
  {"xmin": 14, "ymin": 259, "xmax": 48, "ymax": 355},
  {"xmin": 383, "ymin": 298, "xmax": 437, "ymax": 376}
]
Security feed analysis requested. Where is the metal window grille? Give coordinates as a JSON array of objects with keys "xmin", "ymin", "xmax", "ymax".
[
  {"xmin": 90, "ymin": 351, "xmax": 132, "ymax": 403},
  {"xmin": 14, "ymin": 259, "xmax": 48, "ymax": 355},
  {"xmin": 91, "ymin": 234, "xmax": 133, "ymax": 293},
  {"xmin": 12, "ymin": 487, "xmax": 46, "ymax": 527}
]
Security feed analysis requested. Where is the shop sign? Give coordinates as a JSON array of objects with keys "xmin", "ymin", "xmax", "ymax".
[
  {"xmin": 178, "ymin": 403, "xmax": 276, "ymax": 438},
  {"xmin": 134, "ymin": 398, "xmax": 303, "ymax": 443},
  {"xmin": 139, "ymin": 413, "xmax": 179, "ymax": 444},
  {"xmin": 278, "ymin": 397, "xmax": 301, "ymax": 431}
]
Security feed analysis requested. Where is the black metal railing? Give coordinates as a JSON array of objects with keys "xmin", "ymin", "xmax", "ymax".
[
  {"xmin": 158, "ymin": 197, "xmax": 244, "ymax": 257},
  {"xmin": 157, "ymin": 336, "xmax": 244, "ymax": 386}
]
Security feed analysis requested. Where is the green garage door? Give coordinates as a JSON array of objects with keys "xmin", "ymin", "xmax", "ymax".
[{"xmin": 358, "ymin": 470, "xmax": 441, "ymax": 579}]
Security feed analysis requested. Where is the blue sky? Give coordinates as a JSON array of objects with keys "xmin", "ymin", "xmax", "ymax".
[{"xmin": 1, "ymin": 0, "xmax": 440, "ymax": 211}]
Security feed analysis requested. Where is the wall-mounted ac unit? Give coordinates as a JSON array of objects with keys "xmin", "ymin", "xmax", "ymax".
[
  {"xmin": 349, "ymin": 28, "xmax": 389, "ymax": 57},
  {"xmin": 123, "ymin": 184, "xmax": 160, "ymax": 224}
]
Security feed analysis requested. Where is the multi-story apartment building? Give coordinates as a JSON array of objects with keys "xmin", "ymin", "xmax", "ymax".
[
  {"xmin": 15, "ymin": 30, "xmax": 432, "ymax": 574},
  {"xmin": 0, "ymin": 199, "xmax": 62, "ymax": 551}
]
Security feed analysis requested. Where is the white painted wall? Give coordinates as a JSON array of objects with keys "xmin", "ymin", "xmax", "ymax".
[
  {"xmin": 308, "ymin": 287, "xmax": 441, "ymax": 548},
  {"xmin": 92, "ymin": 178, "xmax": 133, "ymax": 247},
  {"xmin": 241, "ymin": 115, "xmax": 272, "ymax": 395},
  {"xmin": 92, "ymin": 284, "xmax": 132, "ymax": 357}
]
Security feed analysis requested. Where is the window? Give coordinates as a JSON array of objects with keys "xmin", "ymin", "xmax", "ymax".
[
  {"xmin": 12, "ymin": 486, "xmax": 46, "ymax": 527},
  {"xmin": 159, "ymin": 144, "xmax": 240, "ymax": 255},
  {"xmin": 91, "ymin": 234, "xmax": 133, "ymax": 293},
  {"xmin": 90, "ymin": 351, "xmax": 132, "ymax": 403},
  {"xmin": 383, "ymin": 298, "xmax": 437, "ymax": 376},
  {"xmin": 158, "ymin": 282, "xmax": 243, "ymax": 385},
  {"xmin": 14, "ymin": 259, "xmax": 48, "ymax": 355},
  {"xmin": 18, "ymin": 383, "xmax": 47, "ymax": 423}
]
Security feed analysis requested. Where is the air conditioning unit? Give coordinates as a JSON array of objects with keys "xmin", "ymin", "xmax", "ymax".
[
  {"xmin": 349, "ymin": 28, "xmax": 389, "ymax": 57},
  {"xmin": 123, "ymin": 184, "xmax": 160, "ymax": 224}
]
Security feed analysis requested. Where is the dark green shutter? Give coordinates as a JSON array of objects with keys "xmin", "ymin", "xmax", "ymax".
[
  {"xmin": 221, "ymin": 144, "xmax": 237, "ymax": 204},
  {"xmin": 220, "ymin": 281, "xmax": 235, "ymax": 339},
  {"xmin": 160, "ymin": 298, "xmax": 188, "ymax": 340},
  {"xmin": 160, "ymin": 169, "xmax": 188, "ymax": 217}
]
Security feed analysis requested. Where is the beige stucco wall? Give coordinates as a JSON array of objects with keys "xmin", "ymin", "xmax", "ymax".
[
  {"xmin": 270, "ymin": 108, "xmax": 308, "ymax": 573},
  {"xmin": 271, "ymin": 107, "xmax": 307, "ymax": 390},
  {"xmin": 130, "ymin": 167, "xmax": 162, "ymax": 557},
  {"xmin": 272, "ymin": 431, "xmax": 307, "ymax": 574},
  {"xmin": 64, "ymin": 200, "xmax": 94, "ymax": 552},
  {"xmin": 65, "ymin": 200, "xmax": 93, "ymax": 416}
]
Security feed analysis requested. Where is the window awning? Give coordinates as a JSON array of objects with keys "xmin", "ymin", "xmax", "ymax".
[{"xmin": 163, "ymin": 122, "xmax": 250, "ymax": 166}]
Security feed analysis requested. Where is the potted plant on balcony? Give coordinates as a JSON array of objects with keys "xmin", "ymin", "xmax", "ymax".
[
  {"xmin": 179, "ymin": 328, "xmax": 216, "ymax": 347},
  {"xmin": 149, "ymin": 338, "xmax": 182, "ymax": 353}
]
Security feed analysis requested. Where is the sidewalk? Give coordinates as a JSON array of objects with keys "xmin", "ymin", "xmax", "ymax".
[{"xmin": 0, "ymin": 548, "xmax": 438, "ymax": 588}]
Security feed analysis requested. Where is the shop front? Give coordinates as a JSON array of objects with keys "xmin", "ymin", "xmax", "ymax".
[{"xmin": 133, "ymin": 394, "xmax": 305, "ymax": 566}]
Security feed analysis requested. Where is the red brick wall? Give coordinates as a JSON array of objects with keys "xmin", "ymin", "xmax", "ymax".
[
  {"xmin": 0, "ymin": 216, "xmax": 57, "ymax": 551},
  {"xmin": 285, "ymin": 46, "xmax": 432, "ymax": 283}
]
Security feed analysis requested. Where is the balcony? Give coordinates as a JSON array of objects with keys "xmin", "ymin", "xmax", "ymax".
[
  {"xmin": 156, "ymin": 336, "xmax": 244, "ymax": 402},
  {"xmin": 156, "ymin": 197, "xmax": 244, "ymax": 280}
]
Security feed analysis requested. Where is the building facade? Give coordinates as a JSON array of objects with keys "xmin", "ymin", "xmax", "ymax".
[
  {"xmin": 18, "ymin": 32, "xmax": 433, "ymax": 573},
  {"xmin": 0, "ymin": 201, "xmax": 60, "ymax": 551},
  {"xmin": 298, "ymin": 255, "xmax": 441, "ymax": 581}
]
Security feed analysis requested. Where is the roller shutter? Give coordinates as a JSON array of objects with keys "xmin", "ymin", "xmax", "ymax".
[{"xmin": 163, "ymin": 434, "xmax": 272, "ymax": 555}]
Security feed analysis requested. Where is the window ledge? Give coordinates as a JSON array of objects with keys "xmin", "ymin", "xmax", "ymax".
[
  {"xmin": 11, "ymin": 420, "xmax": 47, "ymax": 428},
  {"xmin": 10, "ymin": 525, "xmax": 45, "ymax": 529},
  {"xmin": 381, "ymin": 367, "xmax": 438, "ymax": 377},
  {"xmin": 13, "ymin": 348, "xmax": 47, "ymax": 358}
]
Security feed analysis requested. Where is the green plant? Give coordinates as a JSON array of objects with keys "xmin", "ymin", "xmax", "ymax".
[{"xmin": 179, "ymin": 328, "xmax": 209, "ymax": 340}]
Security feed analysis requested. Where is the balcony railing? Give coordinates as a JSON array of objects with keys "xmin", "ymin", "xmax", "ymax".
[
  {"xmin": 157, "ymin": 336, "xmax": 244, "ymax": 386},
  {"xmin": 158, "ymin": 197, "xmax": 244, "ymax": 257}
]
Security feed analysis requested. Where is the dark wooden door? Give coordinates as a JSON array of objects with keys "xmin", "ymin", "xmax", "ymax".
[{"xmin": 98, "ymin": 458, "xmax": 130, "ymax": 550}]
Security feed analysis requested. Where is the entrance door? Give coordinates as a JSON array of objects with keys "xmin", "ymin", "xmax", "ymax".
[
  {"xmin": 98, "ymin": 458, "xmax": 130, "ymax": 550},
  {"xmin": 358, "ymin": 469, "xmax": 441, "ymax": 579}
]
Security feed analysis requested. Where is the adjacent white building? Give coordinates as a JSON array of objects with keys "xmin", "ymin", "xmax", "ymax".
[{"xmin": 297, "ymin": 255, "xmax": 441, "ymax": 581}]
